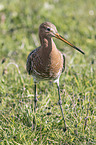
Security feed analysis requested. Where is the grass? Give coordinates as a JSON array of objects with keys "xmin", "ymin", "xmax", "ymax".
[{"xmin": 0, "ymin": 0, "xmax": 96, "ymax": 144}]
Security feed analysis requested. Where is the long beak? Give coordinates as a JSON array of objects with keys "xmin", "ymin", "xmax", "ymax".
[{"xmin": 55, "ymin": 33, "xmax": 85, "ymax": 55}]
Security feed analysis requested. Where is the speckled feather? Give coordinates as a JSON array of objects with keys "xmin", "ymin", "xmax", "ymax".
[
  {"xmin": 26, "ymin": 22, "xmax": 66, "ymax": 82},
  {"xmin": 26, "ymin": 45, "xmax": 65, "ymax": 81}
]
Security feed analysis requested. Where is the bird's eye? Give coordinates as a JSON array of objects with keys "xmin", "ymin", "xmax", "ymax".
[{"xmin": 46, "ymin": 28, "xmax": 50, "ymax": 31}]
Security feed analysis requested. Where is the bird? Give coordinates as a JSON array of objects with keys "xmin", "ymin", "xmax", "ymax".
[{"xmin": 26, "ymin": 22, "xmax": 85, "ymax": 131}]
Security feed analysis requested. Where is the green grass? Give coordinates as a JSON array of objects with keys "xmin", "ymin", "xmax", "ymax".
[{"xmin": 0, "ymin": 0, "xmax": 96, "ymax": 144}]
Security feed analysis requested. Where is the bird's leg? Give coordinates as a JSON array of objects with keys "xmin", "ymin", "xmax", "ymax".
[
  {"xmin": 32, "ymin": 82, "xmax": 37, "ymax": 130},
  {"xmin": 57, "ymin": 82, "xmax": 67, "ymax": 132},
  {"xmin": 34, "ymin": 82, "xmax": 37, "ymax": 112}
]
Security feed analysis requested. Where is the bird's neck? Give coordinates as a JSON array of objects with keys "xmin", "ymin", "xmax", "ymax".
[{"xmin": 40, "ymin": 36, "xmax": 57, "ymax": 55}]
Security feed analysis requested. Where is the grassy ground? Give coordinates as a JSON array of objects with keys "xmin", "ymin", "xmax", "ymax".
[{"xmin": 0, "ymin": 0, "xmax": 96, "ymax": 144}]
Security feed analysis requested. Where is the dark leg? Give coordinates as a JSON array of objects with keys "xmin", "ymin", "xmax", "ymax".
[
  {"xmin": 34, "ymin": 82, "xmax": 37, "ymax": 112},
  {"xmin": 32, "ymin": 82, "xmax": 37, "ymax": 130},
  {"xmin": 57, "ymin": 83, "xmax": 67, "ymax": 132}
]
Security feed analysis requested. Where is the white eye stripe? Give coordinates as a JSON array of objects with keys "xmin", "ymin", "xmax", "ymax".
[{"xmin": 46, "ymin": 27, "xmax": 55, "ymax": 33}]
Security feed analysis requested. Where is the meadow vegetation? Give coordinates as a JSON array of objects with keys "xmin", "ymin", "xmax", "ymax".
[{"xmin": 0, "ymin": 0, "xmax": 96, "ymax": 144}]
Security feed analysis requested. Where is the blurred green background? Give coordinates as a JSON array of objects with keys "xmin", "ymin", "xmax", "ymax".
[{"xmin": 0, "ymin": 0, "xmax": 96, "ymax": 144}]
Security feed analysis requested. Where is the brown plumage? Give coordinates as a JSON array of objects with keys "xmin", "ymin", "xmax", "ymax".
[
  {"xmin": 27, "ymin": 22, "xmax": 64, "ymax": 82},
  {"xmin": 26, "ymin": 22, "xmax": 84, "ymax": 131}
]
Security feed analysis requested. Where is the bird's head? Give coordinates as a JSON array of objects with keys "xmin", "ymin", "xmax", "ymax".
[
  {"xmin": 39, "ymin": 22, "xmax": 85, "ymax": 55},
  {"xmin": 39, "ymin": 22, "xmax": 57, "ymax": 38}
]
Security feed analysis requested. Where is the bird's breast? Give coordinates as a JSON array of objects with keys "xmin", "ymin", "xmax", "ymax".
[{"xmin": 32, "ymin": 48, "xmax": 63, "ymax": 80}]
